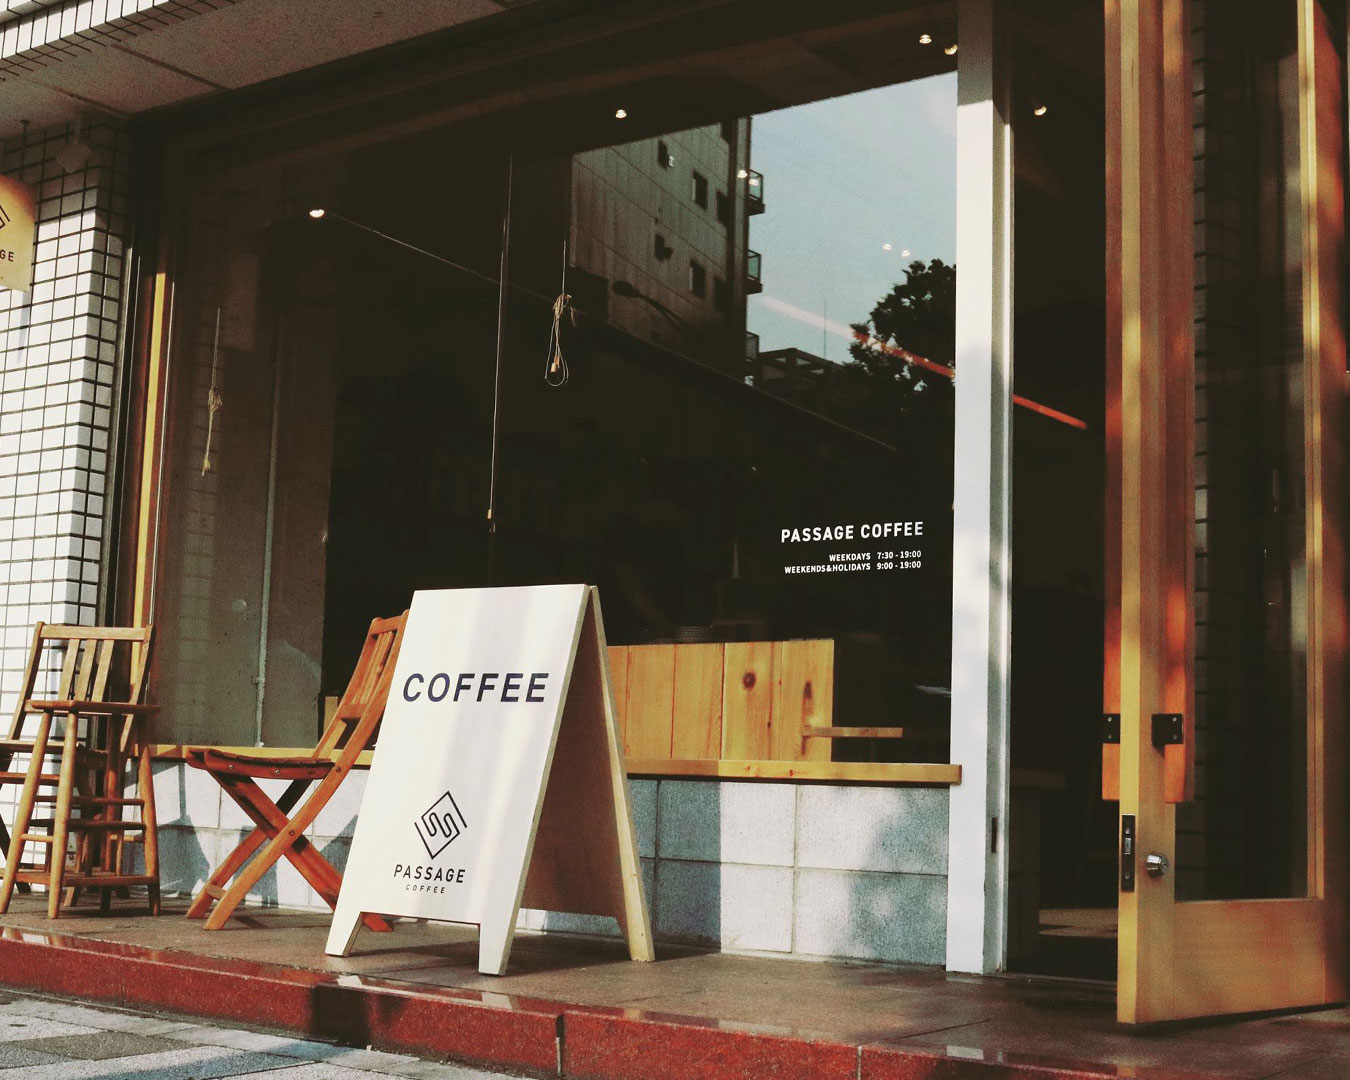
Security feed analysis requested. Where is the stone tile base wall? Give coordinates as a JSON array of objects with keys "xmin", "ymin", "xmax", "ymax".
[{"xmin": 151, "ymin": 764, "xmax": 950, "ymax": 966}]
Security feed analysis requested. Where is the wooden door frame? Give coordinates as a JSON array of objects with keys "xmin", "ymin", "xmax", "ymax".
[
  {"xmin": 1109, "ymin": 0, "xmax": 1191, "ymax": 1022},
  {"xmin": 1109, "ymin": 0, "xmax": 1349, "ymax": 1024}
]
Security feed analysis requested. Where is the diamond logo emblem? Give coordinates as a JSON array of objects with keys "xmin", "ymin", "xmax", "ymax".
[{"xmin": 414, "ymin": 790, "xmax": 468, "ymax": 860}]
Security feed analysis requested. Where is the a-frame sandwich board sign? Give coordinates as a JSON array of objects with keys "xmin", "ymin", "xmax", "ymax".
[{"xmin": 325, "ymin": 584, "xmax": 654, "ymax": 975}]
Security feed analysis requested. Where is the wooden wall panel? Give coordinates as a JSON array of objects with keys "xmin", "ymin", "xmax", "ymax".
[
  {"xmin": 671, "ymin": 643, "xmax": 723, "ymax": 759},
  {"xmin": 622, "ymin": 644, "xmax": 674, "ymax": 759},
  {"xmin": 614, "ymin": 640, "xmax": 849, "ymax": 767},
  {"xmin": 773, "ymin": 640, "xmax": 833, "ymax": 763},
  {"xmin": 721, "ymin": 641, "xmax": 775, "ymax": 760}
]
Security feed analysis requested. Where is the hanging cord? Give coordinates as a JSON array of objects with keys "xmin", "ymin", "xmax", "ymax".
[
  {"xmin": 486, "ymin": 154, "xmax": 514, "ymax": 585},
  {"xmin": 200, "ymin": 307, "xmax": 222, "ymax": 476},
  {"xmin": 545, "ymin": 240, "xmax": 575, "ymax": 388}
]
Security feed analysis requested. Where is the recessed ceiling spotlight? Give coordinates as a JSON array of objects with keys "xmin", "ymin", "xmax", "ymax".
[
  {"xmin": 614, "ymin": 108, "xmax": 628, "ymax": 119},
  {"xmin": 308, "ymin": 208, "xmax": 326, "ymax": 219},
  {"xmin": 882, "ymin": 242, "xmax": 893, "ymax": 251},
  {"xmin": 944, "ymin": 43, "xmax": 958, "ymax": 55},
  {"xmin": 737, "ymin": 168, "xmax": 749, "ymax": 179},
  {"xmin": 1033, "ymin": 103, "xmax": 1049, "ymax": 117},
  {"xmin": 900, "ymin": 249, "xmax": 912, "ymax": 257},
  {"xmin": 919, "ymin": 33, "xmax": 933, "ymax": 45}
]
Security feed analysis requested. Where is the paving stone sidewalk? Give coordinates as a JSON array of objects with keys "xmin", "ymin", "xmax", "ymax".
[{"xmin": 0, "ymin": 990, "xmax": 515, "ymax": 1079}]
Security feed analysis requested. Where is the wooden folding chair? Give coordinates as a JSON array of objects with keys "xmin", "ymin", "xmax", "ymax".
[
  {"xmin": 185, "ymin": 612, "xmax": 406, "ymax": 930},
  {"xmin": 0, "ymin": 624, "xmax": 159, "ymax": 918}
]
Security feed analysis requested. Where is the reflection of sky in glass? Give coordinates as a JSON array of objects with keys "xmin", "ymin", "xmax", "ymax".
[{"xmin": 747, "ymin": 74, "xmax": 956, "ymax": 362}]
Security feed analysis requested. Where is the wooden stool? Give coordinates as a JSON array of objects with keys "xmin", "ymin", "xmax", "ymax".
[{"xmin": 0, "ymin": 624, "xmax": 159, "ymax": 918}]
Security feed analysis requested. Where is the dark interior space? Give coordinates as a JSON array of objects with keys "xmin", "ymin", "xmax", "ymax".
[
  {"xmin": 251, "ymin": 8, "xmax": 966, "ymax": 757},
  {"xmin": 1006, "ymin": 0, "xmax": 1114, "ymax": 980},
  {"xmin": 1175, "ymin": 0, "xmax": 1326, "ymax": 903}
]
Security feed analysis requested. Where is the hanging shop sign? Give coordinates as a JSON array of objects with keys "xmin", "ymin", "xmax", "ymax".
[
  {"xmin": 325, "ymin": 583, "xmax": 654, "ymax": 976},
  {"xmin": 0, "ymin": 176, "xmax": 36, "ymax": 294}
]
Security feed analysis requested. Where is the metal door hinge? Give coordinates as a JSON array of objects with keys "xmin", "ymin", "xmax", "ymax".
[
  {"xmin": 1102, "ymin": 713, "xmax": 1120, "ymax": 744},
  {"xmin": 1151, "ymin": 713, "xmax": 1183, "ymax": 750}
]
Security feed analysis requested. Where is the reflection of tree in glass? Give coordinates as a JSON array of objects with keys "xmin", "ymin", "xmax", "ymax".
[
  {"xmin": 835, "ymin": 258, "xmax": 955, "ymax": 447},
  {"xmin": 848, "ymin": 258, "xmax": 955, "ymax": 380}
]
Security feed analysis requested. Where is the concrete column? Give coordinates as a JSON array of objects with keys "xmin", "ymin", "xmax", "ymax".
[{"xmin": 945, "ymin": 0, "xmax": 1013, "ymax": 974}]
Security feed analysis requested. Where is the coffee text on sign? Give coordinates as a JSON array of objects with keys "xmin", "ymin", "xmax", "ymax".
[{"xmin": 402, "ymin": 671, "xmax": 550, "ymax": 703}]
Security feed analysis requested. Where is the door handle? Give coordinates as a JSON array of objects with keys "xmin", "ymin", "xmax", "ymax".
[{"xmin": 1145, "ymin": 852, "xmax": 1169, "ymax": 878}]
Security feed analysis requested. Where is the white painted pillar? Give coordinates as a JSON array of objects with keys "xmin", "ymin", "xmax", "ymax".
[{"xmin": 945, "ymin": 0, "xmax": 1013, "ymax": 975}]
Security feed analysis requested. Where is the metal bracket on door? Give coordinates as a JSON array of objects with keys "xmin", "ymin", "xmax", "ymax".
[
  {"xmin": 1102, "ymin": 713, "xmax": 1121, "ymax": 744},
  {"xmin": 1121, "ymin": 814, "xmax": 1136, "ymax": 892},
  {"xmin": 1151, "ymin": 713, "xmax": 1183, "ymax": 751}
]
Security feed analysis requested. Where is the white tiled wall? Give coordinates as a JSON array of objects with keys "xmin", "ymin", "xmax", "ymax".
[
  {"xmin": 0, "ymin": 120, "xmax": 129, "ymax": 721},
  {"xmin": 0, "ymin": 0, "xmax": 240, "ymax": 79}
]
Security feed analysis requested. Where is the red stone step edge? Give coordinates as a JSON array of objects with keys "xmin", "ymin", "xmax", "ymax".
[
  {"xmin": 0, "ymin": 928, "xmax": 1212, "ymax": 1080},
  {"xmin": 560, "ymin": 1007, "xmax": 1216, "ymax": 1080},
  {"xmin": 0, "ymin": 927, "xmax": 560, "ymax": 1074}
]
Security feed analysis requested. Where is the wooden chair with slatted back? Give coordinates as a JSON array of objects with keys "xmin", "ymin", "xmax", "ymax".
[
  {"xmin": 185, "ymin": 612, "xmax": 406, "ymax": 930},
  {"xmin": 0, "ymin": 623, "xmax": 159, "ymax": 918}
]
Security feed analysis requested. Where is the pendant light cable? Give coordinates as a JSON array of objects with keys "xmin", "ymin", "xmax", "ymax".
[
  {"xmin": 486, "ymin": 154, "xmax": 515, "ymax": 583},
  {"xmin": 200, "ymin": 307, "xmax": 222, "ymax": 476}
]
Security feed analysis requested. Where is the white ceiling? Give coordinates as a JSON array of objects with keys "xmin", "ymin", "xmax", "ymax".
[{"xmin": 0, "ymin": 0, "xmax": 513, "ymax": 140}]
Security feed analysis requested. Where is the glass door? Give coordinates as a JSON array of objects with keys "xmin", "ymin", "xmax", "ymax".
[{"xmin": 1110, "ymin": 0, "xmax": 1348, "ymax": 1023}]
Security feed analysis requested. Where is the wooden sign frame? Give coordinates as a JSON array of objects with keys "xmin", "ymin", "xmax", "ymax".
[{"xmin": 325, "ymin": 585, "xmax": 653, "ymax": 975}]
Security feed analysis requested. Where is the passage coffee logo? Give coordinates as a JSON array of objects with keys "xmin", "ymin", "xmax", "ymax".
[
  {"xmin": 415, "ymin": 790, "xmax": 468, "ymax": 859},
  {"xmin": 0, "ymin": 201, "xmax": 9, "ymax": 230}
]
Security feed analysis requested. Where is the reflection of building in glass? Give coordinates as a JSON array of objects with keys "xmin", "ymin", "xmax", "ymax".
[
  {"xmin": 752, "ymin": 346, "xmax": 839, "ymax": 406},
  {"xmin": 569, "ymin": 121, "xmax": 759, "ymax": 374}
]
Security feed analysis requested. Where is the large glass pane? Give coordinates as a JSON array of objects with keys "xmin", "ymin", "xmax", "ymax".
[
  {"xmin": 497, "ymin": 75, "xmax": 957, "ymax": 755},
  {"xmin": 1006, "ymin": 0, "xmax": 1110, "ymax": 976},
  {"xmin": 154, "ymin": 136, "xmax": 508, "ymax": 747},
  {"xmin": 152, "ymin": 159, "xmax": 329, "ymax": 748},
  {"xmin": 1177, "ymin": 0, "xmax": 1308, "ymax": 901},
  {"xmin": 152, "ymin": 7, "xmax": 960, "ymax": 759},
  {"xmin": 748, "ymin": 81, "xmax": 958, "ymax": 749}
]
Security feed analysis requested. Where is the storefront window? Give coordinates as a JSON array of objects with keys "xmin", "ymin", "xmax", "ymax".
[
  {"xmin": 151, "ymin": 141, "xmax": 512, "ymax": 746},
  {"xmin": 1006, "ymin": 0, "xmax": 1109, "ymax": 944},
  {"xmin": 149, "ymin": 11, "xmax": 959, "ymax": 762}
]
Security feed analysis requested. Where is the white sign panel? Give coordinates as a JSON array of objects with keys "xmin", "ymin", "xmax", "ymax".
[
  {"xmin": 326, "ymin": 584, "xmax": 652, "ymax": 975},
  {"xmin": 0, "ymin": 176, "xmax": 36, "ymax": 294}
]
